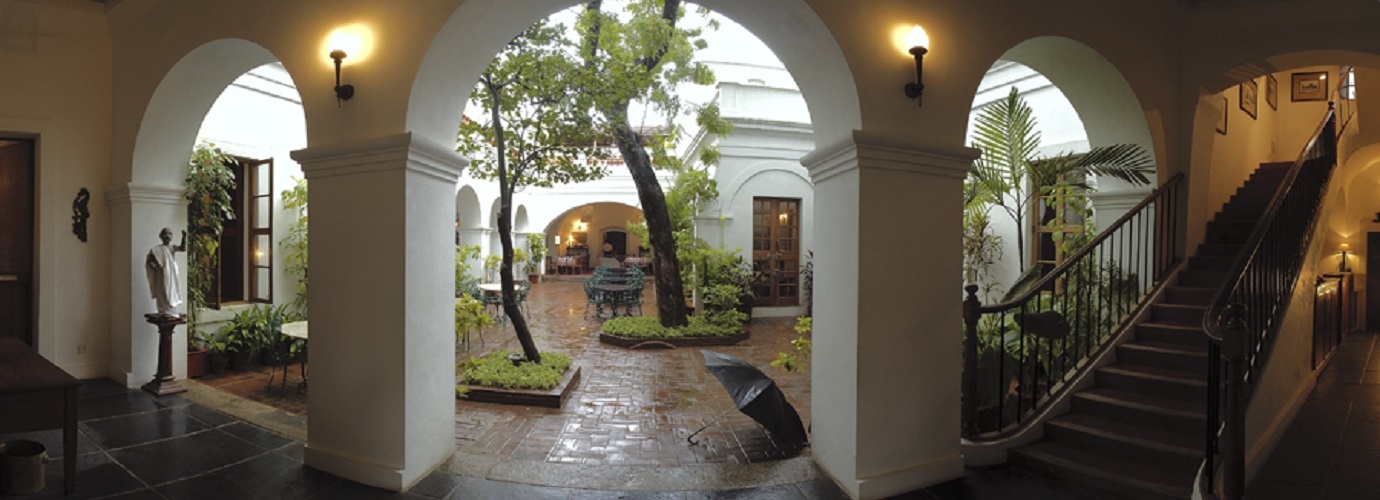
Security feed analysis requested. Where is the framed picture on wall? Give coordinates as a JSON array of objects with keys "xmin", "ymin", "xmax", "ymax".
[
  {"xmin": 1239, "ymin": 79, "xmax": 1258, "ymax": 119},
  {"xmin": 1292, "ymin": 71, "xmax": 1328, "ymax": 102},
  {"xmin": 1266, "ymin": 74, "xmax": 1278, "ymax": 110},
  {"xmin": 1216, "ymin": 95, "xmax": 1228, "ymax": 135}
]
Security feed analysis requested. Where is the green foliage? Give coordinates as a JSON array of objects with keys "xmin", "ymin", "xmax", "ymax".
[
  {"xmin": 602, "ymin": 315, "xmax": 741, "ymax": 338},
  {"xmin": 513, "ymin": 247, "xmax": 530, "ymax": 274},
  {"xmin": 456, "ymin": 244, "xmax": 482, "ymax": 296},
  {"xmin": 185, "ymin": 142, "xmax": 236, "ymax": 331},
  {"xmin": 455, "ymin": 294, "xmax": 493, "ymax": 349},
  {"xmin": 483, "ymin": 254, "xmax": 502, "ymax": 282},
  {"xmin": 525, "ymin": 233, "xmax": 547, "ymax": 270},
  {"xmin": 458, "ymin": 350, "xmax": 573, "ymax": 390},
  {"xmin": 772, "ymin": 316, "xmax": 813, "ymax": 373},
  {"xmin": 967, "ymin": 87, "xmax": 1153, "ymax": 273},
  {"xmin": 220, "ymin": 304, "xmax": 299, "ymax": 354},
  {"xmin": 280, "ymin": 177, "xmax": 309, "ymax": 317}
]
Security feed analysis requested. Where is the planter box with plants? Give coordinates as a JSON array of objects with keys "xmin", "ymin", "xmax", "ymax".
[
  {"xmin": 456, "ymin": 351, "xmax": 580, "ymax": 408},
  {"xmin": 599, "ymin": 283, "xmax": 750, "ymax": 348}
]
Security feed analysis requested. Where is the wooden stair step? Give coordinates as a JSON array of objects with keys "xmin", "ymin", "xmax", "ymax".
[
  {"xmin": 1044, "ymin": 413, "xmax": 1201, "ymax": 477},
  {"xmin": 1096, "ymin": 364, "xmax": 1208, "ymax": 403},
  {"xmin": 1010, "ymin": 441, "xmax": 1193, "ymax": 500},
  {"xmin": 1071, "ymin": 388, "xmax": 1206, "ymax": 435}
]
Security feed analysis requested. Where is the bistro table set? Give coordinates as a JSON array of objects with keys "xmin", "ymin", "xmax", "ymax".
[{"xmin": 583, "ymin": 265, "xmax": 645, "ymax": 319}]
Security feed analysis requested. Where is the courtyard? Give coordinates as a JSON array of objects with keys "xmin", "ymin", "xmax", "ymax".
[{"xmin": 198, "ymin": 277, "xmax": 813, "ymax": 468}]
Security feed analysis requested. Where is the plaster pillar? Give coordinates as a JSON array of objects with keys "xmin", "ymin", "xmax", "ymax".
[
  {"xmin": 104, "ymin": 183, "xmax": 188, "ymax": 387},
  {"xmin": 291, "ymin": 133, "xmax": 465, "ymax": 491},
  {"xmin": 457, "ymin": 228, "xmax": 490, "ymax": 281},
  {"xmin": 801, "ymin": 130, "xmax": 978, "ymax": 500}
]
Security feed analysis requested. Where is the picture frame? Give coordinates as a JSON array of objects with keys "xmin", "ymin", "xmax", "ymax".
[
  {"xmin": 1239, "ymin": 79, "xmax": 1258, "ymax": 120},
  {"xmin": 1291, "ymin": 71, "xmax": 1328, "ymax": 102},
  {"xmin": 1215, "ymin": 95, "xmax": 1227, "ymax": 135},
  {"xmin": 1265, "ymin": 74, "xmax": 1278, "ymax": 110}
]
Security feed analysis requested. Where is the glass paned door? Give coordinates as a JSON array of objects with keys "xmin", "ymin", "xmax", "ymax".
[{"xmin": 752, "ymin": 198, "xmax": 800, "ymax": 306}]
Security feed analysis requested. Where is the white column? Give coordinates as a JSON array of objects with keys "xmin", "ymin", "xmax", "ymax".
[
  {"xmin": 801, "ymin": 130, "xmax": 978, "ymax": 500},
  {"xmin": 291, "ymin": 133, "xmax": 465, "ymax": 491},
  {"xmin": 105, "ymin": 183, "xmax": 188, "ymax": 386}
]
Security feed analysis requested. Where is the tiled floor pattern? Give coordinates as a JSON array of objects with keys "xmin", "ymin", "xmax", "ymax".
[
  {"xmin": 0, "ymin": 379, "xmax": 1089, "ymax": 499},
  {"xmin": 1246, "ymin": 331, "xmax": 1380, "ymax": 499},
  {"xmin": 200, "ymin": 278, "xmax": 812, "ymax": 466}
]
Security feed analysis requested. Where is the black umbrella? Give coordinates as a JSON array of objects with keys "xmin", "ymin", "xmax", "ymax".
[{"xmin": 693, "ymin": 350, "xmax": 809, "ymax": 449}]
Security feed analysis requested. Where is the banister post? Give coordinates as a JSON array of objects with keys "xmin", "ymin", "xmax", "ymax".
[
  {"xmin": 1222, "ymin": 303, "xmax": 1248, "ymax": 500},
  {"xmin": 962, "ymin": 284, "xmax": 981, "ymax": 437}
]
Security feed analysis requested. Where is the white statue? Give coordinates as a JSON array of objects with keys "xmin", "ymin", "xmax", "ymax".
[{"xmin": 145, "ymin": 227, "xmax": 186, "ymax": 317}]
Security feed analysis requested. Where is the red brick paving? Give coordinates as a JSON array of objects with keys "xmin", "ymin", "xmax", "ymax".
[{"xmin": 200, "ymin": 276, "xmax": 813, "ymax": 466}]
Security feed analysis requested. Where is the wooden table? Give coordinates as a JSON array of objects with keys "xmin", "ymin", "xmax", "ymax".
[
  {"xmin": 0, "ymin": 337, "xmax": 79, "ymax": 494},
  {"xmin": 279, "ymin": 322, "xmax": 309, "ymax": 392}
]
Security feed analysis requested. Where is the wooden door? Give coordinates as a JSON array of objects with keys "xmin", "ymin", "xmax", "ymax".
[
  {"xmin": 752, "ymin": 198, "xmax": 800, "ymax": 306},
  {"xmin": 0, "ymin": 139, "xmax": 35, "ymax": 346}
]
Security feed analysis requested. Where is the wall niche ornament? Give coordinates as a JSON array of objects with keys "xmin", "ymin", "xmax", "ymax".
[{"xmin": 72, "ymin": 187, "xmax": 90, "ymax": 242}]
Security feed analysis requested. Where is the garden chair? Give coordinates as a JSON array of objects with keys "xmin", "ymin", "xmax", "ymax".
[
  {"xmin": 583, "ymin": 278, "xmax": 610, "ymax": 320},
  {"xmin": 265, "ymin": 329, "xmax": 307, "ymax": 397}
]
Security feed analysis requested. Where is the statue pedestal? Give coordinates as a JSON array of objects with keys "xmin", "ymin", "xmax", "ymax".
[{"xmin": 142, "ymin": 314, "xmax": 187, "ymax": 396}]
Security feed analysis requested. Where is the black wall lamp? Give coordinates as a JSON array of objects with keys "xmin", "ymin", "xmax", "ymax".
[
  {"xmin": 903, "ymin": 25, "xmax": 930, "ymax": 107},
  {"xmin": 330, "ymin": 49, "xmax": 355, "ymax": 104}
]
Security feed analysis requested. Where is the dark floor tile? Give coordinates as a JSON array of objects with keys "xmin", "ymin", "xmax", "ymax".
[
  {"xmin": 77, "ymin": 379, "xmax": 130, "ymax": 399},
  {"xmin": 923, "ymin": 466, "xmax": 1095, "ymax": 500},
  {"xmin": 277, "ymin": 442, "xmax": 306, "ymax": 462},
  {"xmin": 408, "ymin": 470, "xmax": 463, "ymax": 499},
  {"xmin": 1340, "ymin": 418, "xmax": 1380, "ymax": 450},
  {"xmin": 1325, "ymin": 486, "xmax": 1380, "ymax": 500},
  {"xmin": 1348, "ymin": 401, "xmax": 1380, "ymax": 423},
  {"xmin": 109, "ymin": 428, "xmax": 265, "ymax": 485},
  {"xmin": 686, "ymin": 484, "xmax": 804, "ymax": 499},
  {"xmin": 1254, "ymin": 447, "xmax": 1335, "ymax": 486},
  {"xmin": 78, "ymin": 391, "xmax": 164, "ymax": 421},
  {"xmin": 306, "ymin": 479, "xmax": 427, "ymax": 499},
  {"xmin": 156, "ymin": 451, "xmax": 339, "ymax": 500},
  {"xmin": 793, "ymin": 477, "xmax": 850, "ymax": 500},
  {"xmin": 1291, "ymin": 400, "xmax": 1351, "ymax": 423},
  {"xmin": 0, "ymin": 428, "xmax": 102, "ymax": 458},
  {"xmin": 80, "ymin": 408, "xmax": 208, "ymax": 450},
  {"xmin": 1327, "ymin": 449, "xmax": 1380, "ymax": 489},
  {"xmin": 25, "ymin": 452, "xmax": 147, "ymax": 499},
  {"xmin": 174, "ymin": 403, "xmax": 238, "ymax": 427},
  {"xmin": 448, "ymin": 477, "xmax": 573, "ymax": 500},
  {"xmin": 1318, "ymin": 369, "xmax": 1364, "ymax": 385},
  {"xmin": 220, "ymin": 421, "xmax": 295, "ymax": 451},
  {"xmin": 1246, "ymin": 479, "xmax": 1325, "ymax": 500},
  {"xmin": 569, "ymin": 490, "xmax": 686, "ymax": 499}
]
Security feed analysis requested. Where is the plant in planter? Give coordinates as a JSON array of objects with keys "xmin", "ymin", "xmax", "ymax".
[
  {"xmin": 772, "ymin": 316, "xmax": 814, "ymax": 373},
  {"xmin": 198, "ymin": 330, "xmax": 230, "ymax": 374},
  {"xmin": 455, "ymin": 293, "xmax": 493, "ymax": 352},
  {"xmin": 513, "ymin": 247, "xmax": 530, "ymax": 282},
  {"xmin": 221, "ymin": 305, "xmax": 278, "ymax": 369},
  {"xmin": 186, "ymin": 330, "xmax": 210, "ymax": 378},
  {"xmin": 483, "ymin": 254, "xmax": 502, "ymax": 283},
  {"xmin": 456, "ymin": 244, "xmax": 482, "ymax": 297},
  {"xmin": 525, "ymin": 233, "xmax": 547, "ymax": 282}
]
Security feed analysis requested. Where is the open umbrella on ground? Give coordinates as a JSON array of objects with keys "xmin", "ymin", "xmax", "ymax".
[{"xmin": 690, "ymin": 350, "xmax": 809, "ymax": 449}]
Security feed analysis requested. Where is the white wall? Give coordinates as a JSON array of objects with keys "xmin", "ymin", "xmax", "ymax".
[
  {"xmin": 195, "ymin": 63, "xmax": 307, "ymax": 324},
  {"xmin": 0, "ymin": 0, "xmax": 112, "ymax": 377}
]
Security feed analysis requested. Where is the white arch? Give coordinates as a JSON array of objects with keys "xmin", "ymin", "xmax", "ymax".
[
  {"xmin": 723, "ymin": 160, "xmax": 813, "ymax": 207},
  {"xmin": 405, "ymin": 0, "xmax": 859, "ymax": 151},
  {"xmin": 131, "ymin": 39, "xmax": 286, "ymax": 185},
  {"xmin": 455, "ymin": 185, "xmax": 482, "ymax": 228},
  {"xmin": 998, "ymin": 36, "xmax": 1159, "ymax": 179},
  {"xmin": 514, "ymin": 205, "xmax": 530, "ymax": 233}
]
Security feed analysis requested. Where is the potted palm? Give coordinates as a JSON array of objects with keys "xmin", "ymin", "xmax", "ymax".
[
  {"xmin": 526, "ymin": 233, "xmax": 547, "ymax": 283},
  {"xmin": 513, "ymin": 248, "xmax": 530, "ymax": 283}
]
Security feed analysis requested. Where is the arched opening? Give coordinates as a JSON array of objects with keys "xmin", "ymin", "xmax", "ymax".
[{"xmin": 114, "ymin": 39, "xmax": 301, "ymax": 389}]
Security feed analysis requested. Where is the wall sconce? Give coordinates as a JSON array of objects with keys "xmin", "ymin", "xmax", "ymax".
[
  {"xmin": 902, "ymin": 25, "xmax": 929, "ymax": 106},
  {"xmin": 555, "ymin": 235, "xmax": 562, "ymax": 246},
  {"xmin": 329, "ymin": 49, "xmax": 355, "ymax": 104},
  {"xmin": 1338, "ymin": 243, "xmax": 1351, "ymax": 272}
]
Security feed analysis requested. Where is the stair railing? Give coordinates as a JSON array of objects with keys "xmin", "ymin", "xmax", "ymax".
[
  {"xmin": 1201, "ymin": 104, "xmax": 1338, "ymax": 499},
  {"xmin": 962, "ymin": 173, "xmax": 1184, "ymax": 438}
]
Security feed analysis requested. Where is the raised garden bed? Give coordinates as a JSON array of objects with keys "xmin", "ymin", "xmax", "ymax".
[
  {"xmin": 462, "ymin": 365, "xmax": 581, "ymax": 408},
  {"xmin": 598, "ymin": 331, "xmax": 749, "ymax": 349}
]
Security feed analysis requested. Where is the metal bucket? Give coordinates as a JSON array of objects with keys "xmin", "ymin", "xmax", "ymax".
[{"xmin": 0, "ymin": 439, "xmax": 48, "ymax": 495}]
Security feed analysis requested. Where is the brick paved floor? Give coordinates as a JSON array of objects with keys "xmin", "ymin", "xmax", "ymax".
[{"xmin": 199, "ymin": 276, "xmax": 812, "ymax": 466}]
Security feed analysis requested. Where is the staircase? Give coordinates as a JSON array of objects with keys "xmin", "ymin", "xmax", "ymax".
[{"xmin": 1008, "ymin": 162, "xmax": 1292, "ymax": 500}]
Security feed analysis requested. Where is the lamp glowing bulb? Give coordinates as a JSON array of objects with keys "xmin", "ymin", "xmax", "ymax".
[{"xmin": 904, "ymin": 25, "xmax": 930, "ymax": 52}]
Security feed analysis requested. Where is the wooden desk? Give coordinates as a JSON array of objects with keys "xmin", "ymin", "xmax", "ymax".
[{"xmin": 0, "ymin": 337, "xmax": 79, "ymax": 494}]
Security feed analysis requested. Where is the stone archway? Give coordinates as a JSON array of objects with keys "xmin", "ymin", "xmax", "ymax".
[{"xmin": 109, "ymin": 39, "xmax": 292, "ymax": 389}]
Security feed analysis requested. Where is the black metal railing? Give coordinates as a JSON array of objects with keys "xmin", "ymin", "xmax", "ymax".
[
  {"xmin": 1201, "ymin": 105, "xmax": 1338, "ymax": 499},
  {"xmin": 962, "ymin": 174, "xmax": 1183, "ymax": 438}
]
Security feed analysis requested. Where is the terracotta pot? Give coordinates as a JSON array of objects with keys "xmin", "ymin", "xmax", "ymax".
[
  {"xmin": 186, "ymin": 348, "xmax": 208, "ymax": 378},
  {"xmin": 528, "ymin": 274, "xmax": 541, "ymax": 284}
]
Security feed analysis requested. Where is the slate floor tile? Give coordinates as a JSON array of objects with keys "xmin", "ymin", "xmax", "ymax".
[
  {"xmin": 0, "ymin": 428, "xmax": 102, "ymax": 457},
  {"xmin": 80, "ymin": 408, "xmax": 208, "ymax": 450},
  {"xmin": 220, "ymin": 421, "xmax": 294, "ymax": 451},
  {"xmin": 156, "ymin": 451, "xmax": 339, "ymax": 500},
  {"xmin": 108, "ymin": 429, "xmax": 265, "ymax": 486},
  {"xmin": 78, "ymin": 392, "xmax": 164, "ymax": 421},
  {"xmin": 26, "ymin": 452, "xmax": 147, "ymax": 500},
  {"xmin": 176, "ymin": 403, "xmax": 238, "ymax": 427}
]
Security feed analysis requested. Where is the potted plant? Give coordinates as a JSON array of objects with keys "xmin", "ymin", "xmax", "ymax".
[
  {"xmin": 483, "ymin": 254, "xmax": 502, "ymax": 283},
  {"xmin": 526, "ymin": 233, "xmax": 547, "ymax": 283},
  {"xmin": 186, "ymin": 329, "xmax": 209, "ymax": 378},
  {"xmin": 222, "ymin": 305, "xmax": 271, "ymax": 370},
  {"xmin": 513, "ymin": 247, "xmax": 530, "ymax": 282},
  {"xmin": 200, "ymin": 331, "xmax": 230, "ymax": 374}
]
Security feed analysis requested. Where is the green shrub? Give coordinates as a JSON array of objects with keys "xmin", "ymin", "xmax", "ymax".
[
  {"xmin": 602, "ymin": 315, "xmax": 741, "ymax": 339},
  {"xmin": 458, "ymin": 350, "xmax": 572, "ymax": 390}
]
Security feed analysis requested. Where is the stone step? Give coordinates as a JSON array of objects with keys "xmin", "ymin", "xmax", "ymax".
[
  {"xmin": 1010, "ymin": 441, "xmax": 1192, "ymax": 500},
  {"xmin": 1096, "ymin": 364, "xmax": 1207, "ymax": 404}
]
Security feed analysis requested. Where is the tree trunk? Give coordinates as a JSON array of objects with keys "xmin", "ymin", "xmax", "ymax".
[
  {"xmin": 606, "ymin": 105, "xmax": 688, "ymax": 327},
  {"xmin": 489, "ymin": 83, "xmax": 542, "ymax": 363}
]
